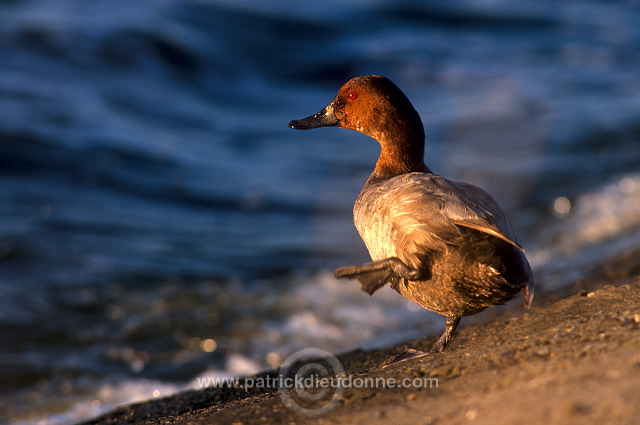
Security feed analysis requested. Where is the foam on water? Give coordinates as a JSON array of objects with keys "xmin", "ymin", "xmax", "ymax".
[
  {"xmin": 555, "ymin": 174, "xmax": 640, "ymax": 251},
  {"xmin": 256, "ymin": 272, "xmax": 438, "ymax": 357},
  {"xmin": 530, "ymin": 172, "xmax": 640, "ymax": 289},
  {"xmin": 9, "ymin": 380, "xmax": 181, "ymax": 425}
]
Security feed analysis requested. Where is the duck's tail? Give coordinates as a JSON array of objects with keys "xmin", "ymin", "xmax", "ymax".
[{"xmin": 523, "ymin": 280, "xmax": 534, "ymax": 308}]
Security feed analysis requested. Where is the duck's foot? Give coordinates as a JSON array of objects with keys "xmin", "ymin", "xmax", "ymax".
[
  {"xmin": 385, "ymin": 316, "xmax": 463, "ymax": 364},
  {"xmin": 431, "ymin": 316, "xmax": 461, "ymax": 353},
  {"xmin": 385, "ymin": 348, "xmax": 430, "ymax": 365},
  {"xmin": 334, "ymin": 257, "xmax": 425, "ymax": 295}
]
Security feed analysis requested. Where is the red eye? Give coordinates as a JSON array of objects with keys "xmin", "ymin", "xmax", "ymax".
[{"xmin": 348, "ymin": 92, "xmax": 357, "ymax": 100}]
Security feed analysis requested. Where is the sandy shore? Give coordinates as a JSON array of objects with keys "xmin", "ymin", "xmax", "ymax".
[{"xmin": 83, "ymin": 249, "xmax": 640, "ymax": 425}]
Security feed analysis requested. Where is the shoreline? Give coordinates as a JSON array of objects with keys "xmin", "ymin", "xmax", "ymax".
[{"xmin": 83, "ymin": 257, "xmax": 640, "ymax": 425}]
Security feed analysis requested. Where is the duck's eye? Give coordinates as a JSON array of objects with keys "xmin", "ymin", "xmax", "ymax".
[{"xmin": 348, "ymin": 92, "xmax": 357, "ymax": 100}]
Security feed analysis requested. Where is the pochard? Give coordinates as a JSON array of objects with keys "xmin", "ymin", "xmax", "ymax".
[{"xmin": 289, "ymin": 75, "xmax": 534, "ymax": 354}]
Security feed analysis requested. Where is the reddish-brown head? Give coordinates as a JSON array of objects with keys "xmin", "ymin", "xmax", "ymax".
[{"xmin": 289, "ymin": 75, "xmax": 428, "ymax": 177}]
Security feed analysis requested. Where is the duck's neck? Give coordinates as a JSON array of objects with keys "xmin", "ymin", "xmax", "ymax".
[{"xmin": 372, "ymin": 131, "xmax": 431, "ymax": 178}]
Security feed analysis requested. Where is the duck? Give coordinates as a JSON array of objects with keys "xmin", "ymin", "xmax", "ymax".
[{"xmin": 288, "ymin": 75, "xmax": 534, "ymax": 353}]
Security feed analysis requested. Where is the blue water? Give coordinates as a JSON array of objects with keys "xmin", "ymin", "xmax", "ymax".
[{"xmin": 2, "ymin": 0, "xmax": 640, "ymax": 423}]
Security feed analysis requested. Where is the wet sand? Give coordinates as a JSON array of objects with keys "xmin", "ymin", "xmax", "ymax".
[{"xmin": 83, "ymin": 249, "xmax": 640, "ymax": 425}]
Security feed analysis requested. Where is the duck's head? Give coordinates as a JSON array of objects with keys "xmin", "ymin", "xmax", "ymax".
[{"xmin": 289, "ymin": 75, "xmax": 428, "ymax": 177}]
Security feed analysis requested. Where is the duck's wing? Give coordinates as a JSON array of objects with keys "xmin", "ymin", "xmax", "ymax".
[
  {"xmin": 439, "ymin": 179, "xmax": 523, "ymax": 250},
  {"xmin": 385, "ymin": 174, "xmax": 523, "ymax": 269}
]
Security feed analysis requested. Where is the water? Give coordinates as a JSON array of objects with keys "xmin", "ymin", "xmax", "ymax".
[{"xmin": 1, "ymin": 0, "xmax": 640, "ymax": 423}]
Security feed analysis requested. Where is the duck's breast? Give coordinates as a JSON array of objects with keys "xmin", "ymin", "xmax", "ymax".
[
  {"xmin": 353, "ymin": 173, "xmax": 455, "ymax": 267},
  {"xmin": 353, "ymin": 180, "xmax": 398, "ymax": 261}
]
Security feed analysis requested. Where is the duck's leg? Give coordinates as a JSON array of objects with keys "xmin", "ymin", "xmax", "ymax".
[
  {"xmin": 334, "ymin": 257, "xmax": 424, "ymax": 295},
  {"xmin": 431, "ymin": 316, "xmax": 461, "ymax": 353},
  {"xmin": 386, "ymin": 316, "xmax": 462, "ymax": 364}
]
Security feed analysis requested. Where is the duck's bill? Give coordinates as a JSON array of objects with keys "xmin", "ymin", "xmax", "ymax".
[{"xmin": 288, "ymin": 100, "xmax": 339, "ymax": 130}]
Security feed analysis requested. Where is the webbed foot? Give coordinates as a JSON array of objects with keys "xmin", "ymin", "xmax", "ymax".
[
  {"xmin": 334, "ymin": 257, "xmax": 424, "ymax": 295},
  {"xmin": 385, "ymin": 348, "xmax": 429, "ymax": 365}
]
